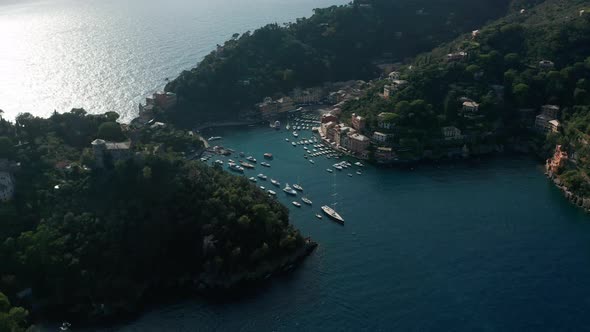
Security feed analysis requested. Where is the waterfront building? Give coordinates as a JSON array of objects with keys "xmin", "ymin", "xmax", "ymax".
[
  {"xmin": 321, "ymin": 113, "xmax": 338, "ymax": 123},
  {"xmin": 375, "ymin": 147, "xmax": 394, "ymax": 162},
  {"xmin": 291, "ymin": 87, "xmax": 325, "ymax": 104},
  {"xmin": 351, "ymin": 113, "xmax": 366, "ymax": 131},
  {"xmin": 348, "ymin": 133, "xmax": 370, "ymax": 155},
  {"xmin": 257, "ymin": 97, "xmax": 294, "ymax": 119},
  {"xmin": 92, "ymin": 139, "xmax": 133, "ymax": 168}
]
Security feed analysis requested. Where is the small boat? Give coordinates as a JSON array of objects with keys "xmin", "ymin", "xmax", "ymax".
[
  {"xmin": 302, "ymin": 197, "xmax": 312, "ymax": 205},
  {"xmin": 334, "ymin": 165, "xmax": 343, "ymax": 171},
  {"xmin": 260, "ymin": 186, "xmax": 266, "ymax": 190},
  {"xmin": 261, "ymin": 162, "xmax": 271, "ymax": 167},
  {"xmin": 283, "ymin": 183, "xmax": 297, "ymax": 195},
  {"xmin": 292, "ymin": 201, "xmax": 302, "ymax": 207},
  {"xmin": 228, "ymin": 163, "xmax": 244, "ymax": 173},
  {"xmin": 264, "ymin": 153, "xmax": 273, "ymax": 159},
  {"xmin": 348, "ymin": 173, "xmax": 353, "ymax": 177},
  {"xmin": 214, "ymin": 160, "xmax": 224, "ymax": 166},
  {"xmin": 249, "ymin": 177, "xmax": 257, "ymax": 182},
  {"xmin": 60, "ymin": 322, "xmax": 72, "ymax": 331},
  {"xmin": 309, "ymin": 159, "xmax": 315, "ymax": 164},
  {"xmin": 304, "ymin": 155, "xmax": 308, "ymax": 159},
  {"xmin": 239, "ymin": 152, "xmax": 245, "ymax": 157},
  {"xmin": 271, "ymin": 179, "xmax": 280, "ymax": 186},
  {"xmin": 322, "ymin": 205, "xmax": 344, "ymax": 224},
  {"xmin": 285, "ymin": 138, "xmax": 289, "ymax": 141},
  {"xmin": 208, "ymin": 136, "xmax": 222, "ymax": 141},
  {"xmin": 293, "ymin": 131, "xmax": 299, "ymax": 137},
  {"xmin": 257, "ymin": 173, "xmax": 267, "ymax": 180},
  {"xmin": 286, "ymin": 123, "xmax": 291, "ymax": 130},
  {"xmin": 293, "ymin": 184, "xmax": 303, "ymax": 191},
  {"xmin": 356, "ymin": 171, "xmax": 362, "ymax": 175},
  {"xmin": 240, "ymin": 161, "xmax": 255, "ymax": 169},
  {"xmin": 268, "ymin": 190, "xmax": 276, "ymax": 196},
  {"xmin": 326, "ymin": 168, "xmax": 333, "ymax": 173},
  {"xmin": 292, "ymin": 142, "xmax": 297, "ymax": 147},
  {"xmin": 315, "ymin": 213, "xmax": 323, "ymax": 219},
  {"xmin": 272, "ymin": 120, "xmax": 281, "ymax": 129},
  {"xmin": 246, "ymin": 156, "xmax": 257, "ymax": 163}
]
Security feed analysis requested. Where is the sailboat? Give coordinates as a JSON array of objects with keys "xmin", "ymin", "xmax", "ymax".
[{"xmin": 322, "ymin": 173, "xmax": 344, "ymax": 224}]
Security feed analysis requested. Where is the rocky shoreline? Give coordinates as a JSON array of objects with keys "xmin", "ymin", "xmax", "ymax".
[{"xmin": 546, "ymin": 171, "xmax": 590, "ymax": 212}]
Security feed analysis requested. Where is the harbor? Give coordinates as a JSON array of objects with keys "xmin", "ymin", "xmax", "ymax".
[{"xmin": 199, "ymin": 110, "xmax": 357, "ymax": 224}]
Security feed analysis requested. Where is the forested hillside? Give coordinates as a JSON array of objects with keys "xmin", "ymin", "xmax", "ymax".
[
  {"xmin": 342, "ymin": 0, "xmax": 589, "ymax": 159},
  {"xmin": 164, "ymin": 0, "xmax": 514, "ymax": 122},
  {"xmin": 0, "ymin": 111, "xmax": 306, "ymax": 324}
]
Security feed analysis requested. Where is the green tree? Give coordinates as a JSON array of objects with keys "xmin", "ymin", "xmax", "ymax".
[
  {"xmin": 97, "ymin": 122, "xmax": 124, "ymax": 141},
  {"xmin": 0, "ymin": 136, "xmax": 14, "ymax": 159}
]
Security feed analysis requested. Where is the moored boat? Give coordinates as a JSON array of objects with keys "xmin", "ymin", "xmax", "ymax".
[
  {"xmin": 264, "ymin": 153, "xmax": 273, "ymax": 159},
  {"xmin": 261, "ymin": 162, "xmax": 271, "ymax": 167},
  {"xmin": 257, "ymin": 173, "xmax": 267, "ymax": 180},
  {"xmin": 268, "ymin": 190, "xmax": 276, "ymax": 196},
  {"xmin": 322, "ymin": 205, "xmax": 344, "ymax": 224},
  {"xmin": 292, "ymin": 184, "xmax": 303, "ymax": 191},
  {"xmin": 283, "ymin": 183, "xmax": 297, "ymax": 195},
  {"xmin": 326, "ymin": 168, "xmax": 333, "ymax": 173},
  {"xmin": 292, "ymin": 201, "xmax": 302, "ymax": 207},
  {"xmin": 246, "ymin": 156, "xmax": 257, "ymax": 163},
  {"xmin": 207, "ymin": 136, "xmax": 222, "ymax": 141},
  {"xmin": 271, "ymin": 179, "xmax": 280, "ymax": 186},
  {"xmin": 249, "ymin": 177, "xmax": 257, "ymax": 182},
  {"xmin": 315, "ymin": 213, "xmax": 323, "ymax": 219},
  {"xmin": 240, "ymin": 161, "xmax": 255, "ymax": 169},
  {"xmin": 301, "ymin": 197, "xmax": 312, "ymax": 205}
]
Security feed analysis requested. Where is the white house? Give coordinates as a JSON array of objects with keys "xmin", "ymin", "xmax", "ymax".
[
  {"xmin": 441, "ymin": 126, "xmax": 462, "ymax": 140},
  {"xmin": 462, "ymin": 101, "xmax": 480, "ymax": 112}
]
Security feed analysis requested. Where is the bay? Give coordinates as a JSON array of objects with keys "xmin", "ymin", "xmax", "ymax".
[{"xmin": 97, "ymin": 122, "xmax": 590, "ymax": 331}]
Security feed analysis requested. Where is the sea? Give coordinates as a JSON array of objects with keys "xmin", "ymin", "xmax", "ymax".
[
  {"xmin": 0, "ymin": 0, "xmax": 347, "ymax": 122},
  {"xmin": 4, "ymin": 1, "xmax": 590, "ymax": 331}
]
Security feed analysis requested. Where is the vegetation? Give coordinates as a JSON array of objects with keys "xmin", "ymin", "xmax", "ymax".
[
  {"xmin": 164, "ymin": 0, "xmax": 515, "ymax": 124},
  {"xmin": 0, "ymin": 292, "xmax": 29, "ymax": 332},
  {"xmin": 0, "ymin": 110, "xmax": 304, "ymax": 323},
  {"xmin": 341, "ymin": 0, "xmax": 590, "ymax": 160}
]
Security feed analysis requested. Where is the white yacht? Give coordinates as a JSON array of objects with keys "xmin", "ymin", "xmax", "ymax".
[
  {"xmin": 301, "ymin": 197, "xmax": 312, "ymax": 205},
  {"xmin": 322, "ymin": 205, "xmax": 344, "ymax": 224},
  {"xmin": 283, "ymin": 183, "xmax": 297, "ymax": 195},
  {"xmin": 257, "ymin": 174, "xmax": 267, "ymax": 180}
]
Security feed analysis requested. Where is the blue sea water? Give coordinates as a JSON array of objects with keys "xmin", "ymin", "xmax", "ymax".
[
  {"xmin": 0, "ymin": 0, "xmax": 346, "ymax": 122},
  {"xmin": 98, "ymin": 123, "xmax": 590, "ymax": 331}
]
